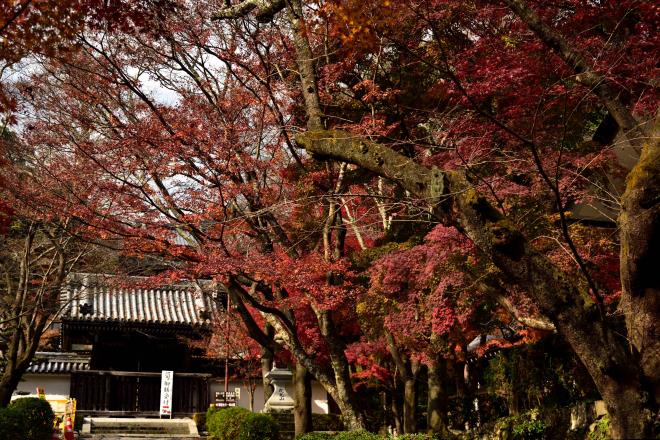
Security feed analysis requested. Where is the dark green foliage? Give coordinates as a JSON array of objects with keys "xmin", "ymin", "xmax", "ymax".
[
  {"xmin": 334, "ymin": 431, "xmax": 382, "ymax": 440},
  {"xmin": 206, "ymin": 406, "xmax": 251, "ymax": 440},
  {"xmin": 511, "ymin": 413, "xmax": 547, "ymax": 440},
  {"xmin": 481, "ymin": 336, "xmax": 599, "ymax": 420},
  {"xmin": 0, "ymin": 407, "xmax": 27, "ymax": 439},
  {"xmin": 312, "ymin": 413, "xmax": 344, "ymax": 431},
  {"xmin": 587, "ymin": 416, "xmax": 611, "ymax": 440},
  {"xmin": 296, "ymin": 431, "xmax": 383, "ymax": 440},
  {"xmin": 395, "ymin": 435, "xmax": 443, "ymax": 440},
  {"xmin": 206, "ymin": 405, "xmax": 218, "ymax": 420},
  {"xmin": 296, "ymin": 433, "xmax": 337, "ymax": 440},
  {"xmin": 237, "ymin": 413, "xmax": 280, "ymax": 440},
  {"xmin": 316, "ymin": 432, "xmax": 442, "ymax": 440},
  {"xmin": 8, "ymin": 397, "xmax": 54, "ymax": 440}
]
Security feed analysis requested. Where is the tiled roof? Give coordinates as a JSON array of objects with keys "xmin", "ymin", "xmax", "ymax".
[
  {"xmin": 26, "ymin": 352, "xmax": 90, "ymax": 374},
  {"xmin": 60, "ymin": 273, "xmax": 219, "ymax": 326}
]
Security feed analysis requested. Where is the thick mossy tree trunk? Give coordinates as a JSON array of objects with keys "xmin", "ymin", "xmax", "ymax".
[
  {"xmin": 294, "ymin": 363, "xmax": 313, "ymax": 435},
  {"xmin": 619, "ymin": 117, "xmax": 660, "ymax": 402}
]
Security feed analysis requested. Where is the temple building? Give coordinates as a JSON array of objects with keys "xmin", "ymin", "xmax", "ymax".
[{"xmin": 14, "ymin": 273, "xmax": 329, "ymax": 416}]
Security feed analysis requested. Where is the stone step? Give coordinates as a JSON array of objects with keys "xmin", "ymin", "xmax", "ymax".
[
  {"xmin": 77, "ymin": 434, "xmax": 200, "ymax": 440},
  {"xmin": 82, "ymin": 417, "xmax": 199, "ymax": 438},
  {"xmin": 92, "ymin": 427, "xmax": 191, "ymax": 434}
]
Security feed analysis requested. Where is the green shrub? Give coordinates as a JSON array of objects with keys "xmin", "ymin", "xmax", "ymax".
[
  {"xmin": 237, "ymin": 413, "xmax": 280, "ymax": 440},
  {"xmin": 334, "ymin": 430, "xmax": 382, "ymax": 440},
  {"xmin": 508, "ymin": 409, "xmax": 547, "ymax": 440},
  {"xmin": 587, "ymin": 416, "xmax": 611, "ymax": 440},
  {"xmin": 312, "ymin": 413, "xmax": 344, "ymax": 431},
  {"xmin": 296, "ymin": 433, "xmax": 337, "ymax": 440},
  {"xmin": 8, "ymin": 397, "xmax": 54, "ymax": 440},
  {"xmin": 395, "ymin": 435, "xmax": 442, "ymax": 440},
  {"xmin": 296, "ymin": 431, "xmax": 444, "ymax": 440},
  {"xmin": 0, "ymin": 407, "xmax": 27, "ymax": 439},
  {"xmin": 206, "ymin": 406, "xmax": 251, "ymax": 440}
]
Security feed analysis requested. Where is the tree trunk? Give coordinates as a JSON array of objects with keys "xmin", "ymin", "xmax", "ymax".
[
  {"xmin": 402, "ymin": 358, "xmax": 421, "ymax": 434},
  {"xmin": 619, "ymin": 116, "xmax": 660, "ymax": 402},
  {"xmin": 261, "ymin": 335, "xmax": 274, "ymax": 401},
  {"xmin": 0, "ymin": 372, "xmax": 22, "ymax": 407},
  {"xmin": 285, "ymin": 0, "xmax": 323, "ymax": 131},
  {"xmin": 391, "ymin": 389, "xmax": 403, "ymax": 435},
  {"xmin": 403, "ymin": 376, "xmax": 417, "ymax": 434},
  {"xmin": 385, "ymin": 331, "xmax": 420, "ymax": 434},
  {"xmin": 260, "ymin": 308, "xmax": 367, "ymax": 431},
  {"xmin": 294, "ymin": 363, "xmax": 313, "ymax": 436},
  {"xmin": 0, "ymin": 328, "xmax": 42, "ymax": 407},
  {"xmin": 317, "ymin": 309, "xmax": 367, "ymax": 431},
  {"xmin": 427, "ymin": 359, "xmax": 452, "ymax": 437}
]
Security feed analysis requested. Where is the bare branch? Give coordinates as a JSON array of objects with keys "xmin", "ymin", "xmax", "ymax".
[{"xmin": 212, "ymin": 0, "xmax": 285, "ymax": 22}]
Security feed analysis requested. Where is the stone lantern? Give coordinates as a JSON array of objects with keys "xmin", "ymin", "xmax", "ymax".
[{"xmin": 263, "ymin": 365, "xmax": 295, "ymax": 412}]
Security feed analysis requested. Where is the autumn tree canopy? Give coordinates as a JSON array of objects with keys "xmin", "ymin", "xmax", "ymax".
[{"xmin": 1, "ymin": 0, "xmax": 658, "ymax": 438}]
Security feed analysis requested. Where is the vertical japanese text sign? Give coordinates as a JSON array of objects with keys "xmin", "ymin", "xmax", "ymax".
[{"xmin": 160, "ymin": 370, "xmax": 174, "ymax": 417}]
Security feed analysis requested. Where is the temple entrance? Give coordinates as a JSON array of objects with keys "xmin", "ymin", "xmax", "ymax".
[{"xmin": 71, "ymin": 371, "xmax": 209, "ymax": 415}]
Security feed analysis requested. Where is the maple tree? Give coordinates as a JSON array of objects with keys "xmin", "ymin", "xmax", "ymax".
[
  {"xmin": 2, "ymin": 0, "xmax": 658, "ymax": 438},
  {"xmin": 0, "ymin": 131, "xmax": 107, "ymax": 406},
  {"xmin": 0, "ymin": 0, "xmax": 174, "ymax": 118},
  {"xmin": 9, "ymin": 16, "xmax": 370, "ymax": 430},
  {"xmin": 290, "ymin": 0, "xmax": 658, "ymax": 437}
]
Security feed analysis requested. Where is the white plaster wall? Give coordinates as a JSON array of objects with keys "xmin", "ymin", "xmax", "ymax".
[
  {"xmin": 14, "ymin": 374, "xmax": 71, "ymax": 396},
  {"xmin": 209, "ymin": 380, "xmax": 328, "ymax": 414},
  {"xmin": 311, "ymin": 381, "xmax": 329, "ymax": 414}
]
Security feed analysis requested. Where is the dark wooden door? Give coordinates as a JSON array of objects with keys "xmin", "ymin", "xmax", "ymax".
[{"xmin": 70, "ymin": 371, "xmax": 209, "ymax": 414}]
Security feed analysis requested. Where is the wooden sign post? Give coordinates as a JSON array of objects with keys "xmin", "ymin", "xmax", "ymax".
[{"xmin": 159, "ymin": 370, "xmax": 174, "ymax": 418}]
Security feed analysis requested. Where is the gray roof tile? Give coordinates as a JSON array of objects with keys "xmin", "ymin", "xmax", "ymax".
[
  {"xmin": 26, "ymin": 352, "xmax": 90, "ymax": 374},
  {"xmin": 61, "ymin": 273, "xmax": 219, "ymax": 326}
]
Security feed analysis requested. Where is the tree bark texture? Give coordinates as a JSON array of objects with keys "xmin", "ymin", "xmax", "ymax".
[
  {"xmin": 403, "ymin": 368, "xmax": 419, "ymax": 434},
  {"xmin": 619, "ymin": 116, "xmax": 660, "ymax": 401},
  {"xmin": 315, "ymin": 308, "xmax": 367, "ymax": 430},
  {"xmin": 294, "ymin": 363, "xmax": 313, "ymax": 436},
  {"xmin": 385, "ymin": 331, "xmax": 420, "ymax": 433},
  {"xmin": 390, "ymin": 388, "xmax": 404, "ymax": 435},
  {"xmin": 261, "ymin": 338, "xmax": 275, "ymax": 401},
  {"xmin": 427, "ymin": 359, "xmax": 453, "ymax": 437}
]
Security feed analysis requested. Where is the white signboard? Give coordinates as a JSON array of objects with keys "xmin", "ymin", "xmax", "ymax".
[{"xmin": 159, "ymin": 370, "xmax": 174, "ymax": 417}]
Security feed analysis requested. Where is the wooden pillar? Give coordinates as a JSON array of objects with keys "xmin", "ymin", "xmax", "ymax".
[{"xmin": 104, "ymin": 374, "xmax": 111, "ymax": 411}]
